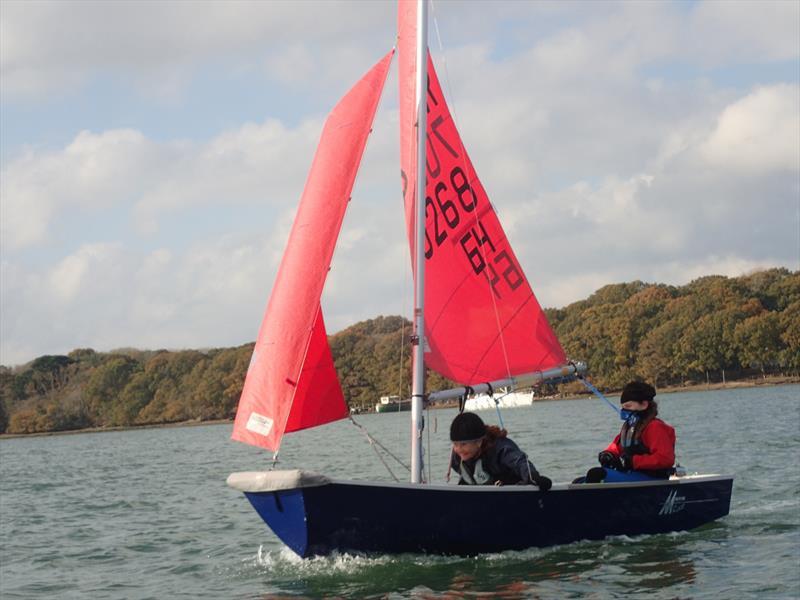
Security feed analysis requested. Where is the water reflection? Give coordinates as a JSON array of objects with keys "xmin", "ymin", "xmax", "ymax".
[{"xmin": 614, "ymin": 537, "xmax": 698, "ymax": 589}]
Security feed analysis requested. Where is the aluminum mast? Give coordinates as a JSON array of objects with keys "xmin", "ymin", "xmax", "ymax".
[{"xmin": 410, "ymin": 0, "xmax": 428, "ymax": 484}]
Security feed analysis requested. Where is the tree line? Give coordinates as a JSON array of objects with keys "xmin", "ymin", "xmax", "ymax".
[{"xmin": 1, "ymin": 268, "xmax": 797, "ymax": 435}]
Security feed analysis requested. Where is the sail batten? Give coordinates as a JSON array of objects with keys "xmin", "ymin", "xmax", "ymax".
[{"xmin": 231, "ymin": 52, "xmax": 394, "ymax": 452}]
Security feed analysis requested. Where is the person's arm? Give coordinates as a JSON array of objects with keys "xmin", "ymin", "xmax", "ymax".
[
  {"xmin": 497, "ymin": 440, "xmax": 551, "ymax": 490},
  {"xmin": 632, "ymin": 422, "xmax": 675, "ymax": 470},
  {"xmin": 604, "ymin": 434, "xmax": 622, "ymax": 456}
]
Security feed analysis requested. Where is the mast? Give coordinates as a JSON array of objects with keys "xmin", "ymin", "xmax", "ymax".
[{"xmin": 410, "ymin": 0, "xmax": 428, "ymax": 484}]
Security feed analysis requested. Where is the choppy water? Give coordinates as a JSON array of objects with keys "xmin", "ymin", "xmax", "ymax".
[{"xmin": 1, "ymin": 385, "xmax": 798, "ymax": 599}]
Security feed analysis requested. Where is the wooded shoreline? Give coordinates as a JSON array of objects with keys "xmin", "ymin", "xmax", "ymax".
[
  {"xmin": 2, "ymin": 269, "xmax": 797, "ymax": 436},
  {"xmin": 2, "ymin": 375, "xmax": 796, "ymax": 440}
]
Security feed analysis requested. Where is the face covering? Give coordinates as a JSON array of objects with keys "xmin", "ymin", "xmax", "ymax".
[{"xmin": 619, "ymin": 409, "xmax": 641, "ymax": 422}]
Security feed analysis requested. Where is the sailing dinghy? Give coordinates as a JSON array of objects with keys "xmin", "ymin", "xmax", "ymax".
[{"xmin": 227, "ymin": 0, "xmax": 733, "ymax": 557}]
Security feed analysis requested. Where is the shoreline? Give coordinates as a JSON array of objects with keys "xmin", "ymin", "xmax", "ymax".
[
  {"xmin": 543, "ymin": 374, "xmax": 800, "ymax": 402},
  {"xmin": 0, "ymin": 418, "xmax": 233, "ymax": 440},
  {"xmin": 2, "ymin": 376, "xmax": 797, "ymax": 440}
]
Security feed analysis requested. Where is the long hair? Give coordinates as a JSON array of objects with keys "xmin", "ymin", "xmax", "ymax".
[
  {"xmin": 641, "ymin": 399, "xmax": 658, "ymax": 419},
  {"xmin": 479, "ymin": 425, "xmax": 507, "ymax": 455}
]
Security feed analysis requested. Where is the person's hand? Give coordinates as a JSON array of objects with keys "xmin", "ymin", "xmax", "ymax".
[
  {"xmin": 619, "ymin": 454, "xmax": 633, "ymax": 471},
  {"xmin": 534, "ymin": 475, "xmax": 552, "ymax": 492},
  {"xmin": 598, "ymin": 451, "xmax": 622, "ymax": 469}
]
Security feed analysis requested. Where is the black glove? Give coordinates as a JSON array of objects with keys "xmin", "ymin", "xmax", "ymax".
[
  {"xmin": 619, "ymin": 454, "xmax": 633, "ymax": 471},
  {"xmin": 533, "ymin": 475, "xmax": 552, "ymax": 492},
  {"xmin": 598, "ymin": 451, "xmax": 623, "ymax": 470}
]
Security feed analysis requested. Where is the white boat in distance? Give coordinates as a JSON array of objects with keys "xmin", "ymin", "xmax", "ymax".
[{"xmin": 464, "ymin": 388, "xmax": 534, "ymax": 411}]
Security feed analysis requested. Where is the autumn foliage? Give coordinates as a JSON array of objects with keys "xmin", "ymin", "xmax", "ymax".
[{"xmin": 1, "ymin": 269, "xmax": 797, "ymax": 434}]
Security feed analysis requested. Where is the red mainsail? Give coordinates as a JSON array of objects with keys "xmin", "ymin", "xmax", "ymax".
[
  {"xmin": 398, "ymin": 1, "xmax": 566, "ymax": 384},
  {"xmin": 232, "ymin": 52, "xmax": 393, "ymax": 452}
]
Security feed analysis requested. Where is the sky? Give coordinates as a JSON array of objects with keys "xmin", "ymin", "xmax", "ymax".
[{"xmin": 1, "ymin": 0, "xmax": 798, "ymax": 367}]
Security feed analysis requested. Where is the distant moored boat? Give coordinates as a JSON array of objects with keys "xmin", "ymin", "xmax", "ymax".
[{"xmin": 375, "ymin": 395, "xmax": 412, "ymax": 413}]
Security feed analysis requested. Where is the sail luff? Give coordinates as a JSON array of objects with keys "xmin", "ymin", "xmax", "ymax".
[{"xmin": 231, "ymin": 51, "xmax": 394, "ymax": 452}]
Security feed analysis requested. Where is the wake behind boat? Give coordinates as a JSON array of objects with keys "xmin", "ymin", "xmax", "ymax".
[{"xmin": 227, "ymin": 0, "xmax": 733, "ymax": 557}]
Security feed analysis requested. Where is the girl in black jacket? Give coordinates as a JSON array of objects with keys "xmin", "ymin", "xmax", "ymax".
[{"xmin": 449, "ymin": 412, "xmax": 552, "ymax": 490}]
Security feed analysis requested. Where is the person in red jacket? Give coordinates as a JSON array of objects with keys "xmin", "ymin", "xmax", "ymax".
[{"xmin": 590, "ymin": 381, "xmax": 675, "ymax": 482}]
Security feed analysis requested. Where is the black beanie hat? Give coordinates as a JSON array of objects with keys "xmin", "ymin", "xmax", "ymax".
[
  {"xmin": 620, "ymin": 381, "xmax": 656, "ymax": 404},
  {"xmin": 450, "ymin": 412, "xmax": 487, "ymax": 442}
]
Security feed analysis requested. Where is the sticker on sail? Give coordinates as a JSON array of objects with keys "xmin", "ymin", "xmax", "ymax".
[{"xmin": 246, "ymin": 412, "xmax": 274, "ymax": 437}]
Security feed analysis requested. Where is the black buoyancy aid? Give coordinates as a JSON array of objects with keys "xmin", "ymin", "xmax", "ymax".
[
  {"xmin": 619, "ymin": 414, "xmax": 650, "ymax": 456},
  {"xmin": 619, "ymin": 415, "xmax": 673, "ymax": 479}
]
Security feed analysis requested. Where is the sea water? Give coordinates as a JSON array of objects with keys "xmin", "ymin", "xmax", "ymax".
[{"xmin": 1, "ymin": 385, "xmax": 798, "ymax": 599}]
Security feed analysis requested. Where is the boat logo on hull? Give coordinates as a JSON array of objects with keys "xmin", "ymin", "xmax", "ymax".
[{"xmin": 658, "ymin": 489, "xmax": 687, "ymax": 515}]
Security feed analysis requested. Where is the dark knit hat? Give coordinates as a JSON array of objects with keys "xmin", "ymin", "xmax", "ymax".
[
  {"xmin": 620, "ymin": 381, "xmax": 656, "ymax": 404},
  {"xmin": 450, "ymin": 412, "xmax": 486, "ymax": 442}
]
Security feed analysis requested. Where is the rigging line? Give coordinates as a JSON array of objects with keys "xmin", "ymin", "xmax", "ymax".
[
  {"xmin": 390, "ymin": 243, "xmax": 407, "ymax": 415},
  {"xmin": 431, "ymin": 0, "xmax": 514, "ymax": 384},
  {"xmin": 396, "ymin": 86, "xmax": 413, "ymax": 407},
  {"xmin": 349, "ymin": 415, "xmax": 411, "ymax": 473},
  {"xmin": 492, "ymin": 398, "xmax": 506, "ymax": 431},
  {"xmin": 578, "ymin": 376, "xmax": 621, "ymax": 415},
  {"xmin": 349, "ymin": 416, "xmax": 400, "ymax": 482},
  {"xmin": 425, "ymin": 403, "xmax": 432, "ymax": 483},
  {"xmin": 396, "ymin": 293, "xmax": 407, "ymax": 406}
]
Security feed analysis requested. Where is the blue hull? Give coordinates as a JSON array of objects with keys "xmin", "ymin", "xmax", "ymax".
[{"xmin": 242, "ymin": 475, "xmax": 733, "ymax": 557}]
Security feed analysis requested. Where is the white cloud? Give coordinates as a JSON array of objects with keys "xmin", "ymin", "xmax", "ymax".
[
  {"xmin": 264, "ymin": 43, "xmax": 316, "ymax": 85},
  {"xmin": 651, "ymin": 256, "xmax": 793, "ymax": 287},
  {"xmin": 0, "ymin": 0, "xmax": 393, "ymax": 100},
  {"xmin": 1, "ymin": 119, "xmax": 321, "ymax": 249},
  {"xmin": 2, "ymin": 0, "xmax": 798, "ymax": 104},
  {"xmin": 0, "ymin": 103, "xmax": 407, "ymax": 365},
  {"xmin": 132, "ymin": 118, "xmax": 320, "ymax": 234},
  {"xmin": 700, "ymin": 85, "xmax": 800, "ymax": 173},
  {"xmin": 498, "ymin": 81, "xmax": 799, "ymax": 308},
  {"xmin": 0, "ymin": 232, "xmax": 287, "ymax": 365},
  {"xmin": 48, "ymin": 243, "xmax": 121, "ymax": 302},
  {"xmin": 1, "ymin": 0, "xmax": 798, "ymax": 366},
  {"xmin": 1, "ymin": 129, "xmax": 158, "ymax": 249},
  {"xmin": 689, "ymin": 0, "xmax": 800, "ymax": 65}
]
